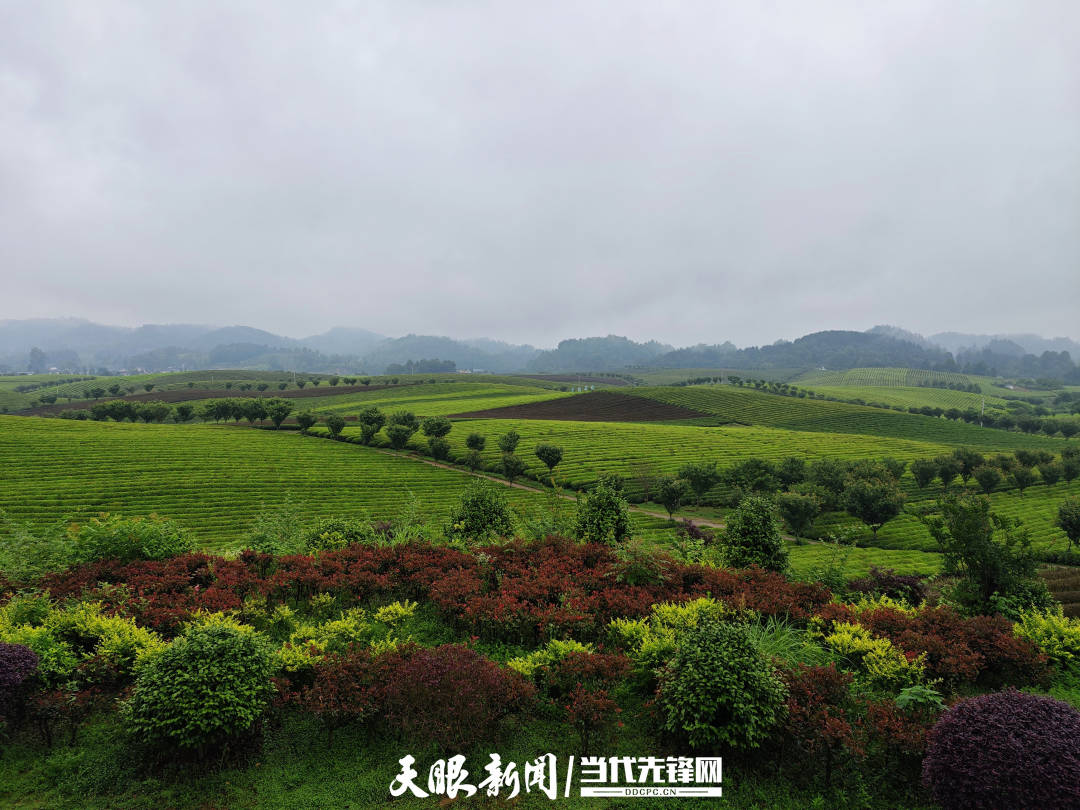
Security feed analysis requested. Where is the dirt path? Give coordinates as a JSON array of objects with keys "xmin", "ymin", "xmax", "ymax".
[{"xmin": 366, "ymin": 445, "xmax": 731, "ymax": 528}]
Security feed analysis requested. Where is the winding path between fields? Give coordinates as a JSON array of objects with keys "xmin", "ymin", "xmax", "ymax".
[{"xmin": 366, "ymin": 444, "xmax": 733, "ymax": 528}]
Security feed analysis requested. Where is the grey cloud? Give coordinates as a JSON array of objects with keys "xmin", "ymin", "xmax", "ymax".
[{"xmin": 2, "ymin": 0, "xmax": 1077, "ymax": 347}]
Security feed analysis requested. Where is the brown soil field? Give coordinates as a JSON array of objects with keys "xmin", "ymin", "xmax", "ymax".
[{"xmin": 448, "ymin": 390, "xmax": 708, "ymax": 422}]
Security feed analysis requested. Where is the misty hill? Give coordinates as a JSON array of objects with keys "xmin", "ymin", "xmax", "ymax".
[
  {"xmin": 1, "ymin": 319, "xmax": 1076, "ymax": 381},
  {"xmin": 299, "ymin": 327, "xmax": 386, "ymax": 356},
  {"xmin": 362, "ymin": 334, "xmax": 538, "ymax": 373},
  {"xmin": 528, "ymin": 336, "xmax": 673, "ymax": 372},
  {"xmin": 930, "ymin": 332, "xmax": 1080, "ymax": 358}
]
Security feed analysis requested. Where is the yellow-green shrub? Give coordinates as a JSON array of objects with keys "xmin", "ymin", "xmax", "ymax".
[
  {"xmin": 1014, "ymin": 609, "xmax": 1080, "ymax": 670},
  {"xmin": 508, "ymin": 639, "xmax": 593, "ymax": 679},
  {"xmin": 823, "ymin": 622, "xmax": 925, "ymax": 690}
]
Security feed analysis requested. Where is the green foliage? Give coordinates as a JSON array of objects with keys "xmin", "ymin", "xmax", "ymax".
[
  {"xmin": 465, "ymin": 432, "xmax": 486, "ymax": 452},
  {"xmin": 656, "ymin": 476, "xmax": 690, "ymax": 519},
  {"xmin": 243, "ymin": 497, "xmax": 305, "ymax": 555},
  {"xmin": 609, "ymin": 598, "xmax": 742, "ymax": 684},
  {"xmin": 925, "ymin": 492, "xmax": 1052, "ymax": 617},
  {"xmin": 0, "ymin": 514, "xmax": 73, "ymax": 581},
  {"xmin": 69, "ymin": 514, "xmax": 195, "ymax": 564},
  {"xmin": 678, "ymin": 461, "xmax": 721, "ymax": 504},
  {"xmin": 574, "ymin": 477, "xmax": 631, "ymax": 545},
  {"xmin": 324, "ymin": 414, "xmax": 346, "ymax": 438},
  {"xmin": 719, "ymin": 496, "xmax": 788, "ymax": 572},
  {"xmin": 507, "ymin": 639, "xmax": 594, "ymax": 680},
  {"xmin": 1014, "ymin": 608, "xmax": 1080, "ymax": 670},
  {"xmin": 445, "ymin": 480, "xmax": 513, "ymax": 542},
  {"xmin": 295, "ymin": 412, "xmax": 317, "ymax": 432},
  {"xmin": 973, "ymin": 465, "xmax": 1003, "ymax": 495},
  {"xmin": 124, "ymin": 617, "xmax": 275, "ymax": 758},
  {"xmin": 497, "ymin": 429, "xmax": 520, "ymax": 454},
  {"xmin": 820, "ymin": 622, "xmax": 925, "ymax": 690},
  {"xmin": 775, "ymin": 490, "xmax": 822, "ymax": 540},
  {"xmin": 384, "ymin": 423, "xmax": 416, "ymax": 450},
  {"xmin": 356, "ymin": 406, "xmax": 385, "ymax": 444},
  {"xmin": 843, "ymin": 474, "xmax": 905, "ymax": 537},
  {"xmin": 387, "ymin": 410, "xmax": 418, "ymax": 430},
  {"xmin": 1059, "ymin": 497, "xmax": 1080, "ymax": 551},
  {"xmin": 656, "ymin": 620, "xmax": 788, "ymax": 750},
  {"xmin": 500, "ymin": 452, "xmax": 526, "ymax": 483},
  {"xmin": 534, "ymin": 443, "xmax": 564, "ymax": 474},
  {"xmin": 910, "ymin": 458, "xmax": 938, "ymax": 489},
  {"xmin": 263, "ymin": 399, "xmax": 294, "ymax": 429},
  {"xmin": 300, "ymin": 517, "xmax": 375, "ymax": 552},
  {"xmin": 420, "ymin": 416, "xmax": 452, "ymax": 439}
]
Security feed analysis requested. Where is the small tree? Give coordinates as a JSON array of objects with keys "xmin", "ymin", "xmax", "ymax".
[
  {"xmin": 296, "ymin": 412, "xmax": 318, "ymax": 432},
  {"xmin": 357, "ymin": 407, "xmax": 385, "ymax": 445},
  {"xmin": 385, "ymin": 424, "xmax": 416, "ymax": 450},
  {"xmin": 1010, "ymin": 466, "xmax": 1037, "ymax": 496},
  {"xmin": 1064, "ymin": 458, "xmax": 1080, "ymax": 483},
  {"xmin": 174, "ymin": 404, "xmax": 195, "ymax": 423},
  {"xmin": 445, "ymin": 481, "xmax": 513, "ymax": 542},
  {"xmin": 574, "ymin": 477, "xmax": 631, "ymax": 545},
  {"xmin": 935, "ymin": 456, "xmax": 963, "ymax": 490},
  {"xmin": 325, "ymin": 414, "xmax": 346, "ymax": 438},
  {"xmin": 923, "ymin": 492, "xmax": 1050, "ymax": 615},
  {"xmin": 776, "ymin": 456, "xmax": 807, "ymax": 488},
  {"xmin": 264, "ymin": 399, "xmax": 294, "ymax": 429},
  {"xmin": 1039, "ymin": 462, "xmax": 1063, "ymax": 486},
  {"xmin": 678, "ymin": 461, "xmax": 721, "ymax": 505},
  {"xmin": 843, "ymin": 476, "xmax": 905, "ymax": 538},
  {"xmin": 501, "ymin": 453, "xmax": 527, "ymax": 484},
  {"xmin": 718, "ymin": 496, "xmax": 788, "ymax": 571},
  {"xmin": 497, "ymin": 430, "xmax": 521, "ymax": 454},
  {"xmin": 463, "ymin": 435, "xmax": 485, "ymax": 471},
  {"xmin": 656, "ymin": 476, "xmax": 689, "ymax": 520},
  {"xmin": 421, "ymin": 417, "xmax": 452, "ymax": 456},
  {"xmin": 911, "ymin": 458, "xmax": 939, "ymax": 490},
  {"xmin": 952, "ymin": 448, "xmax": 985, "ymax": 484},
  {"xmin": 973, "ymin": 465, "xmax": 1003, "ymax": 495},
  {"xmin": 388, "ymin": 410, "xmax": 418, "ymax": 431},
  {"xmin": 1057, "ymin": 497, "xmax": 1080, "ymax": 553},
  {"xmin": 534, "ymin": 444, "xmax": 564, "ymax": 479},
  {"xmin": 776, "ymin": 491, "xmax": 822, "ymax": 542}
]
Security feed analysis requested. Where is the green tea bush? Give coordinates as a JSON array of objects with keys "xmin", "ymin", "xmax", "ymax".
[
  {"xmin": 70, "ymin": 514, "xmax": 195, "ymax": 564},
  {"xmin": 300, "ymin": 517, "xmax": 375, "ymax": 552},
  {"xmin": 656, "ymin": 619, "xmax": 787, "ymax": 750},
  {"xmin": 124, "ymin": 616, "xmax": 275, "ymax": 761}
]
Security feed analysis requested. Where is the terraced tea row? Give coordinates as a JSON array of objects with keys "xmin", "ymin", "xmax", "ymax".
[
  {"xmin": 629, "ymin": 385, "xmax": 1062, "ymax": 451},
  {"xmin": 301, "ymin": 382, "xmax": 571, "ymax": 418},
  {"xmin": 0, "ymin": 417, "xmax": 557, "ymax": 551},
  {"xmin": 796, "ymin": 384, "xmax": 1007, "ymax": 412},
  {"xmin": 319, "ymin": 418, "xmax": 953, "ymax": 496},
  {"xmin": 814, "ymin": 479, "xmax": 1080, "ymax": 553}
]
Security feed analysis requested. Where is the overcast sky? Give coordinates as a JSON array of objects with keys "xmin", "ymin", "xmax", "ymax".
[{"xmin": 2, "ymin": 1, "xmax": 1078, "ymax": 348}]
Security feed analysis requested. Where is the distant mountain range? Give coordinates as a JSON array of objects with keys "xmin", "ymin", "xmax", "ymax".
[{"xmin": 0, "ymin": 318, "xmax": 1076, "ymax": 381}]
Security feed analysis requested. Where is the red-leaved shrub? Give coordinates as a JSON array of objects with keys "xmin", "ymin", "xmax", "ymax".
[
  {"xmin": 780, "ymin": 663, "xmax": 861, "ymax": 785},
  {"xmin": 922, "ymin": 690, "xmax": 1080, "ymax": 810},
  {"xmin": 294, "ymin": 648, "xmax": 379, "ymax": 743},
  {"xmin": 377, "ymin": 644, "xmax": 535, "ymax": 752}
]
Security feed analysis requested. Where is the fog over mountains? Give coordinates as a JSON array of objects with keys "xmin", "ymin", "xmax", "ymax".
[{"xmin": 1, "ymin": 318, "xmax": 1078, "ymax": 380}]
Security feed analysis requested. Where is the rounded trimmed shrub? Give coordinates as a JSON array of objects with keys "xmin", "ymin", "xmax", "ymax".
[
  {"xmin": 922, "ymin": 689, "xmax": 1080, "ymax": 810},
  {"xmin": 657, "ymin": 619, "xmax": 787, "ymax": 750},
  {"xmin": 124, "ymin": 618, "xmax": 275, "ymax": 760}
]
